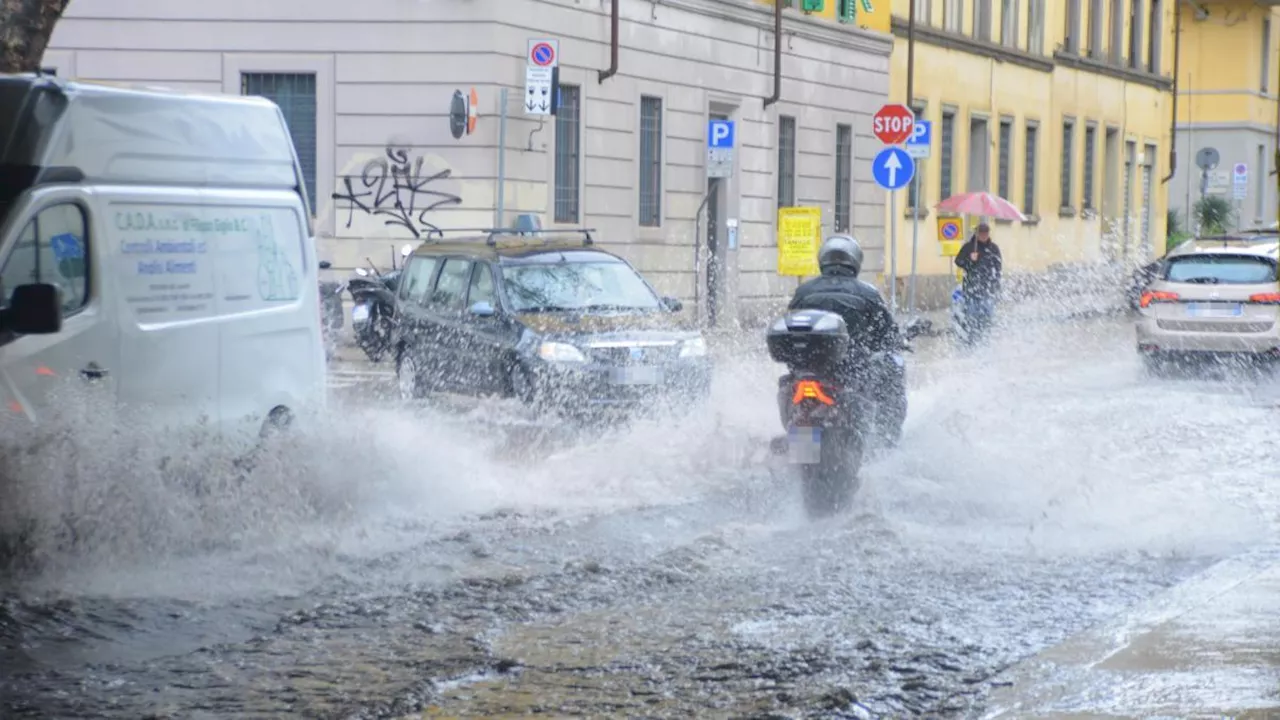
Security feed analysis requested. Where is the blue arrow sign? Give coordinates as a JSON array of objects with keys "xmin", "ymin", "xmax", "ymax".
[
  {"xmin": 872, "ymin": 146, "xmax": 915, "ymax": 191},
  {"xmin": 707, "ymin": 119, "xmax": 735, "ymax": 148}
]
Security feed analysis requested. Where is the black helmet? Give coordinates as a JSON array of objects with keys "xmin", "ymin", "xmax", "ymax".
[{"xmin": 818, "ymin": 234, "xmax": 863, "ymax": 275}]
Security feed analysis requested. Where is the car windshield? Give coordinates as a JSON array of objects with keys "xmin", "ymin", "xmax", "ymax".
[
  {"xmin": 1164, "ymin": 255, "xmax": 1277, "ymax": 285},
  {"xmin": 501, "ymin": 261, "xmax": 661, "ymax": 312}
]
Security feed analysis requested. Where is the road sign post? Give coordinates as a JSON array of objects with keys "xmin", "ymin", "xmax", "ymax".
[
  {"xmin": 904, "ymin": 120, "xmax": 930, "ymax": 314},
  {"xmin": 707, "ymin": 119, "xmax": 736, "ymax": 179},
  {"xmin": 872, "ymin": 145, "xmax": 915, "ymax": 313}
]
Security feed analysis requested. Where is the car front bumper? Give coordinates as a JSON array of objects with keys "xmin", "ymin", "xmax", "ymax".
[{"xmin": 528, "ymin": 358, "xmax": 712, "ymax": 413}]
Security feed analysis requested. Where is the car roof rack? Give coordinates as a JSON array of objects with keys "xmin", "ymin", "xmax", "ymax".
[{"xmin": 414, "ymin": 213, "xmax": 595, "ymax": 248}]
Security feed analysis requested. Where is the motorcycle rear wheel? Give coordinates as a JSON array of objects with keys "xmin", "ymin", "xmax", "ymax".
[{"xmin": 799, "ymin": 426, "xmax": 863, "ymax": 519}]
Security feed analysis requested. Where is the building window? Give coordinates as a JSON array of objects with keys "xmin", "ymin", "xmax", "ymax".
[
  {"xmin": 973, "ymin": 0, "xmax": 992, "ymax": 41},
  {"xmin": 997, "ymin": 117, "xmax": 1013, "ymax": 200},
  {"xmin": 1083, "ymin": 123, "xmax": 1096, "ymax": 211},
  {"xmin": 1123, "ymin": 140, "xmax": 1135, "ymax": 247},
  {"xmin": 940, "ymin": 109, "xmax": 956, "ymax": 201},
  {"xmin": 1064, "ymin": 0, "xmax": 1082, "ymax": 53},
  {"xmin": 1024, "ymin": 122, "xmax": 1039, "ymax": 215},
  {"xmin": 1128, "ymin": 0, "xmax": 1144, "ymax": 69},
  {"xmin": 913, "ymin": 0, "xmax": 931, "ymax": 25},
  {"xmin": 1028, "ymin": 0, "xmax": 1046, "ymax": 53},
  {"xmin": 1263, "ymin": 18, "xmax": 1272, "ymax": 93},
  {"xmin": 1060, "ymin": 119, "xmax": 1075, "ymax": 210},
  {"xmin": 778, "ymin": 115, "xmax": 796, "ymax": 208},
  {"xmin": 1001, "ymin": 0, "xmax": 1019, "ymax": 46},
  {"xmin": 638, "ymin": 95, "xmax": 663, "ymax": 227},
  {"xmin": 1256, "ymin": 144, "xmax": 1267, "ymax": 219},
  {"xmin": 1141, "ymin": 144, "xmax": 1155, "ymax": 255},
  {"xmin": 909, "ymin": 102, "xmax": 927, "ymax": 209},
  {"xmin": 1109, "ymin": 0, "xmax": 1124, "ymax": 64},
  {"xmin": 945, "ymin": 0, "xmax": 962, "ymax": 32},
  {"xmin": 242, "ymin": 72, "xmax": 317, "ymax": 211},
  {"xmin": 1088, "ymin": 0, "xmax": 1103, "ymax": 57},
  {"xmin": 1147, "ymin": 0, "xmax": 1162, "ymax": 72},
  {"xmin": 554, "ymin": 84, "xmax": 581, "ymax": 223},
  {"xmin": 835, "ymin": 124, "xmax": 853, "ymax": 232},
  {"xmin": 837, "ymin": 0, "xmax": 856, "ymax": 23},
  {"xmin": 968, "ymin": 117, "xmax": 989, "ymax": 191}
]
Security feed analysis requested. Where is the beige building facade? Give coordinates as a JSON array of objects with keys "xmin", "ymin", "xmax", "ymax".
[{"xmin": 43, "ymin": 0, "xmax": 894, "ymax": 326}]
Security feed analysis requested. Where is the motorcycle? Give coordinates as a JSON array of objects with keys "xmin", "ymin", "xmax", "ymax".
[
  {"xmin": 766, "ymin": 309, "xmax": 923, "ymax": 518},
  {"xmin": 348, "ymin": 244, "xmax": 414, "ymax": 362},
  {"xmin": 318, "ymin": 260, "xmax": 346, "ymax": 360}
]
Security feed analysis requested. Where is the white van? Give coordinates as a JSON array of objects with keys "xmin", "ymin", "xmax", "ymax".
[{"xmin": 0, "ymin": 74, "xmax": 325, "ymax": 445}]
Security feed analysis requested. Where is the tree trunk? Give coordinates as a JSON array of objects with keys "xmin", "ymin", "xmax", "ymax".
[{"xmin": 0, "ymin": 0, "xmax": 71, "ymax": 74}]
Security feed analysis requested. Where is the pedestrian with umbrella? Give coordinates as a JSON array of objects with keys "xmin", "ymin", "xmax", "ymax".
[{"xmin": 934, "ymin": 191, "xmax": 1024, "ymax": 344}]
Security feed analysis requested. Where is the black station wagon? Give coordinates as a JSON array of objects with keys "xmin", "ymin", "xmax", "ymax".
[{"xmin": 391, "ymin": 226, "xmax": 712, "ymax": 417}]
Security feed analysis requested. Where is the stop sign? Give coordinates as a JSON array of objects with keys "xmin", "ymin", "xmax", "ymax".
[{"xmin": 873, "ymin": 104, "xmax": 915, "ymax": 145}]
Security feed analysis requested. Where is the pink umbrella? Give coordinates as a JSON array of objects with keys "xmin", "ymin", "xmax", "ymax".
[{"xmin": 934, "ymin": 191, "xmax": 1027, "ymax": 222}]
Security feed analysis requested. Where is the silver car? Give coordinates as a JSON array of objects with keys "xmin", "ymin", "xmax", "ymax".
[{"xmin": 1135, "ymin": 235, "xmax": 1280, "ymax": 372}]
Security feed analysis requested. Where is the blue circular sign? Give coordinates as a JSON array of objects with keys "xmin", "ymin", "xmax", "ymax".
[
  {"xmin": 941, "ymin": 221, "xmax": 960, "ymax": 240},
  {"xmin": 531, "ymin": 43, "xmax": 555, "ymax": 67}
]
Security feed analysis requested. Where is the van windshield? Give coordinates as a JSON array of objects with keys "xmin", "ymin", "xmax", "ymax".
[
  {"xmin": 0, "ymin": 83, "xmax": 28, "ymax": 157},
  {"xmin": 501, "ymin": 261, "xmax": 661, "ymax": 312}
]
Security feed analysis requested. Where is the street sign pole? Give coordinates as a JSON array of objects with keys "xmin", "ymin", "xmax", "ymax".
[
  {"xmin": 889, "ymin": 190, "xmax": 898, "ymax": 312},
  {"xmin": 909, "ymin": 194, "xmax": 919, "ymax": 313}
]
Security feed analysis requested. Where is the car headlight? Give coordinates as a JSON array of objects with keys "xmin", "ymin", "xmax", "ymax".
[
  {"xmin": 679, "ymin": 337, "xmax": 708, "ymax": 358},
  {"xmin": 537, "ymin": 341, "xmax": 587, "ymax": 363}
]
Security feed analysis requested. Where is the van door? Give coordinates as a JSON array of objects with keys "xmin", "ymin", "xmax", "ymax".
[
  {"xmin": 0, "ymin": 195, "xmax": 118, "ymax": 428},
  {"xmin": 458, "ymin": 262, "xmax": 505, "ymax": 394},
  {"xmin": 395, "ymin": 254, "xmax": 441, "ymax": 388},
  {"xmin": 110, "ymin": 196, "xmax": 221, "ymax": 434}
]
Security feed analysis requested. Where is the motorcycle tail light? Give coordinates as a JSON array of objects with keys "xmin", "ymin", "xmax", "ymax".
[{"xmin": 792, "ymin": 379, "xmax": 835, "ymax": 406}]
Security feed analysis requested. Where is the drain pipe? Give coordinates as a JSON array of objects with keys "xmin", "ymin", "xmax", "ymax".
[
  {"xmin": 598, "ymin": 0, "xmax": 619, "ymax": 83},
  {"xmin": 763, "ymin": 0, "xmax": 782, "ymax": 108},
  {"xmin": 1160, "ymin": 0, "xmax": 1183, "ymax": 184}
]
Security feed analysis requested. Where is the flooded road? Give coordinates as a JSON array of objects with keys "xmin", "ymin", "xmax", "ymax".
[{"xmin": 2, "ymin": 313, "xmax": 1277, "ymax": 718}]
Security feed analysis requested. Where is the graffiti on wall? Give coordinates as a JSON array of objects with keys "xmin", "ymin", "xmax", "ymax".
[{"xmin": 332, "ymin": 145, "xmax": 462, "ymax": 239}]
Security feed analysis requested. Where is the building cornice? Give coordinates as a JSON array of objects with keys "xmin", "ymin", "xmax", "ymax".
[
  {"xmin": 1052, "ymin": 51, "xmax": 1172, "ymax": 91},
  {"xmin": 890, "ymin": 17, "xmax": 1054, "ymax": 72}
]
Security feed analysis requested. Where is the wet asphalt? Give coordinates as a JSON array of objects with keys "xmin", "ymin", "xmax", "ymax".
[{"xmin": 2, "ymin": 312, "xmax": 1278, "ymax": 719}]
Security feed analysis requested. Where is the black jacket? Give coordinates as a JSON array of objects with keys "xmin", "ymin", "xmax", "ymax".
[
  {"xmin": 954, "ymin": 236, "xmax": 1003, "ymax": 299},
  {"xmin": 788, "ymin": 267, "xmax": 902, "ymax": 357}
]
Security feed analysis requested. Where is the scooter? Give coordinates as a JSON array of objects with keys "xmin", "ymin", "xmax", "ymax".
[
  {"xmin": 349, "ymin": 244, "xmax": 414, "ymax": 362},
  {"xmin": 766, "ymin": 310, "xmax": 924, "ymax": 519}
]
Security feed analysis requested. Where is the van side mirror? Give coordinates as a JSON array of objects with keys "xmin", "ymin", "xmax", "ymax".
[
  {"xmin": 468, "ymin": 300, "xmax": 496, "ymax": 317},
  {"xmin": 661, "ymin": 296, "xmax": 683, "ymax": 312},
  {"xmin": 319, "ymin": 260, "xmax": 332, "ymax": 270},
  {"xmin": 3, "ymin": 284, "xmax": 63, "ymax": 335}
]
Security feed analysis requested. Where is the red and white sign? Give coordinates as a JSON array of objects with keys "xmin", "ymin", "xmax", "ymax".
[
  {"xmin": 873, "ymin": 104, "xmax": 915, "ymax": 146},
  {"xmin": 527, "ymin": 38, "xmax": 559, "ymax": 68}
]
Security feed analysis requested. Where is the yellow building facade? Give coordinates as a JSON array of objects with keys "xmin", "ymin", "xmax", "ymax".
[
  {"xmin": 882, "ymin": 0, "xmax": 1177, "ymax": 306},
  {"xmin": 1168, "ymin": 1, "xmax": 1279, "ymax": 231}
]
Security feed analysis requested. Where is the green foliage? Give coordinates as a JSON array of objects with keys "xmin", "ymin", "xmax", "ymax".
[{"xmin": 1193, "ymin": 195, "xmax": 1235, "ymax": 235}]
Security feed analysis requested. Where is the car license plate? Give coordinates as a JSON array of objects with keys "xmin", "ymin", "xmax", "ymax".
[
  {"xmin": 787, "ymin": 426, "xmax": 822, "ymax": 465},
  {"xmin": 613, "ymin": 366, "xmax": 662, "ymax": 385},
  {"xmin": 352, "ymin": 304, "xmax": 371, "ymax": 322},
  {"xmin": 1186, "ymin": 303, "xmax": 1243, "ymax": 318}
]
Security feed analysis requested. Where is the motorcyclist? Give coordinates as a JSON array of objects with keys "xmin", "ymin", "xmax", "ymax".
[{"xmin": 786, "ymin": 234, "xmax": 907, "ymax": 446}]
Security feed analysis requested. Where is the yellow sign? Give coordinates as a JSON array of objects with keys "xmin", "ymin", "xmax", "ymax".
[
  {"xmin": 776, "ymin": 207, "xmax": 822, "ymax": 277},
  {"xmin": 940, "ymin": 240, "xmax": 963, "ymax": 257},
  {"xmin": 937, "ymin": 217, "xmax": 963, "ymax": 244}
]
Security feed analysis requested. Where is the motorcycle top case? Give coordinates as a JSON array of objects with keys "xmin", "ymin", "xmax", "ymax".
[{"xmin": 766, "ymin": 310, "xmax": 851, "ymax": 369}]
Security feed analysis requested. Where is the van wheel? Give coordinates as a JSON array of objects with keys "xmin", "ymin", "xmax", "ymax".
[{"xmin": 260, "ymin": 406, "xmax": 293, "ymax": 439}]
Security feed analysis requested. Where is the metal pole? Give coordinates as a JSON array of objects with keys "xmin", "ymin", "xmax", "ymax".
[
  {"xmin": 908, "ymin": 191, "xmax": 919, "ymax": 313},
  {"xmin": 889, "ymin": 190, "xmax": 898, "ymax": 313},
  {"xmin": 496, "ymin": 88, "xmax": 508, "ymax": 227}
]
